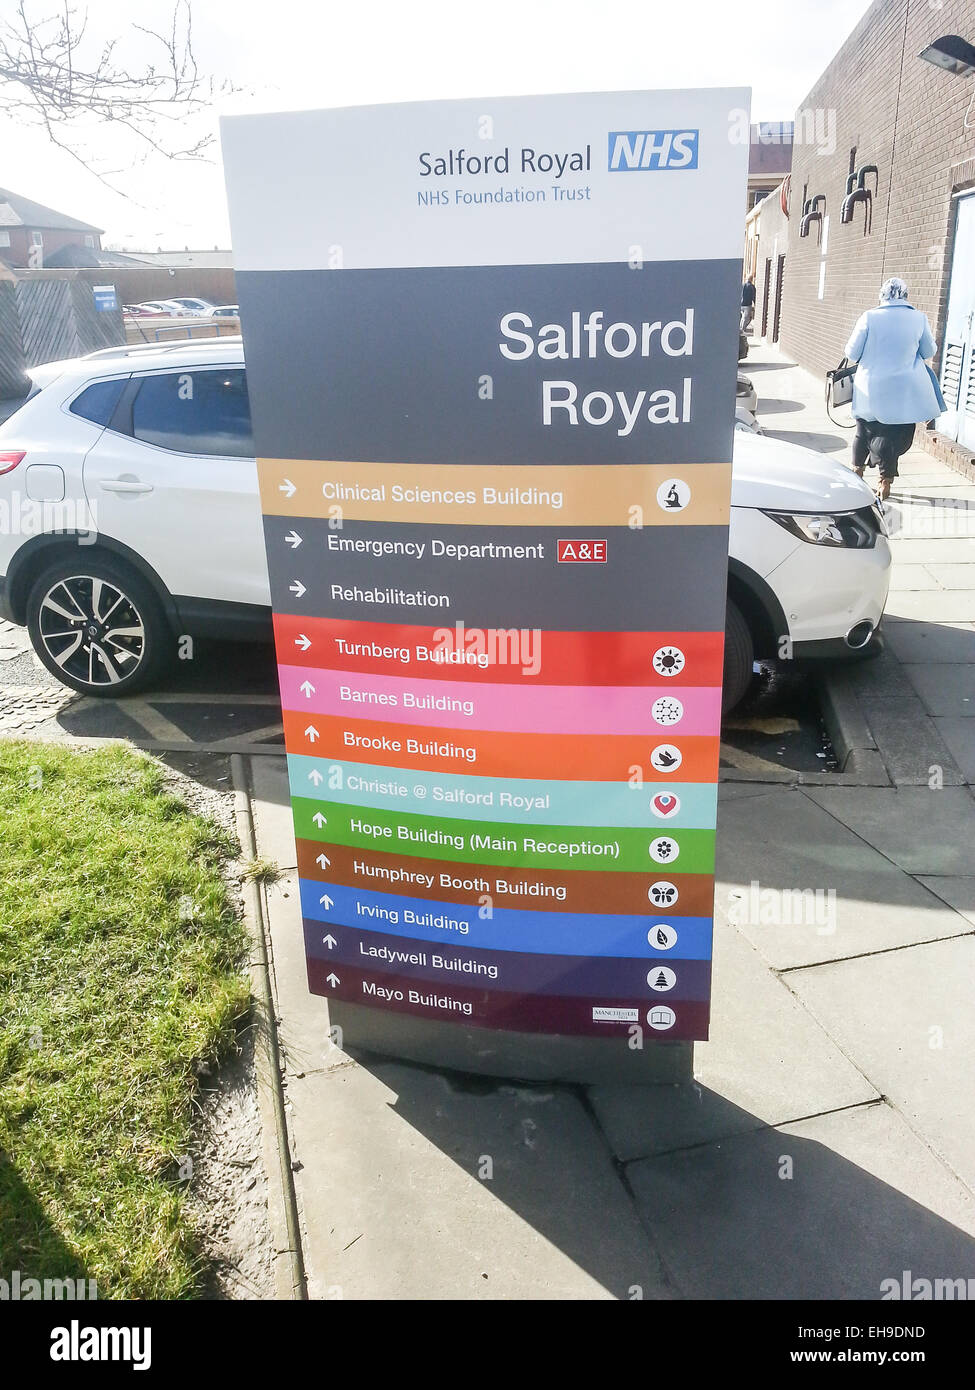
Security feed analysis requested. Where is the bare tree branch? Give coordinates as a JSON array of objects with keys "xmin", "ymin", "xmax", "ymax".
[{"xmin": 0, "ymin": 0, "xmax": 232, "ymax": 193}]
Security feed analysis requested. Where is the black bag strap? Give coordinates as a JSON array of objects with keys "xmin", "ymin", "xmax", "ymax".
[{"xmin": 825, "ymin": 356, "xmax": 857, "ymax": 429}]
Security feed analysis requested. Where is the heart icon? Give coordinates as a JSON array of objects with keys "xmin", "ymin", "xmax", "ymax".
[{"xmin": 652, "ymin": 794, "xmax": 678, "ymax": 816}]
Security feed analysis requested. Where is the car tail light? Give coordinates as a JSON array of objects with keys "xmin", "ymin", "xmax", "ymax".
[{"xmin": 0, "ymin": 451, "xmax": 26, "ymax": 475}]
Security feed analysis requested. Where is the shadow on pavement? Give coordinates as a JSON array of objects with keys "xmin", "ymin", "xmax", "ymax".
[
  {"xmin": 755, "ymin": 398, "xmax": 805, "ymax": 414},
  {"xmin": 739, "ymin": 358, "xmax": 798, "ymax": 372},
  {"xmin": 765, "ymin": 427, "xmax": 851, "ymax": 454},
  {"xmin": 305, "ymin": 1050, "xmax": 975, "ymax": 1298}
]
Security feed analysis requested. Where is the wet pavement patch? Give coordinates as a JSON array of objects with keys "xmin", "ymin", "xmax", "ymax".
[{"xmin": 720, "ymin": 663, "xmax": 837, "ymax": 775}]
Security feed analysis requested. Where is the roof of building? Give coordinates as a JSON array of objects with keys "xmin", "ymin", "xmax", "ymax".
[
  {"xmin": 126, "ymin": 249, "xmax": 234, "ymax": 268},
  {"xmin": 43, "ymin": 243, "xmax": 153, "ymax": 269},
  {"xmin": 0, "ymin": 187, "xmax": 103, "ymax": 234}
]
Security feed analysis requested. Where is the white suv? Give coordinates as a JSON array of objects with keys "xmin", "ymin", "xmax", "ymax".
[{"xmin": 0, "ymin": 339, "xmax": 891, "ymax": 710}]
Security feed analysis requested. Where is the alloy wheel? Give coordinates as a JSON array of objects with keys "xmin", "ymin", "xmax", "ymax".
[{"xmin": 37, "ymin": 575, "xmax": 146, "ymax": 688}]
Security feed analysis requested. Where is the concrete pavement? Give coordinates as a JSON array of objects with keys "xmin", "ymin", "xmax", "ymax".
[
  {"xmin": 750, "ymin": 344, "xmax": 975, "ymax": 788},
  {"xmin": 246, "ymin": 755, "xmax": 975, "ymax": 1299},
  {"xmin": 241, "ymin": 360, "xmax": 975, "ymax": 1297}
]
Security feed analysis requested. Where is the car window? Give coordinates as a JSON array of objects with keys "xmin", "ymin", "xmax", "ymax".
[
  {"xmin": 131, "ymin": 368, "xmax": 253, "ymax": 457},
  {"xmin": 69, "ymin": 378, "xmax": 127, "ymax": 427}
]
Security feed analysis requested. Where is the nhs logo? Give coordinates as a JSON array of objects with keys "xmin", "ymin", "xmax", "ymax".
[{"xmin": 608, "ymin": 130, "xmax": 699, "ymax": 171}]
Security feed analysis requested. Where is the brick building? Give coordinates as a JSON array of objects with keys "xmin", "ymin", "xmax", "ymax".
[
  {"xmin": 0, "ymin": 187, "xmax": 102, "ymax": 269},
  {"xmin": 747, "ymin": 121, "xmax": 794, "ymax": 211},
  {"xmin": 748, "ymin": 0, "xmax": 975, "ymax": 456}
]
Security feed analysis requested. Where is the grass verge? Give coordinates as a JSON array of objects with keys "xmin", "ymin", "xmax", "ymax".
[{"xmin": 0, "ymin": 741, "xmax": 251, "ymax": 1298}]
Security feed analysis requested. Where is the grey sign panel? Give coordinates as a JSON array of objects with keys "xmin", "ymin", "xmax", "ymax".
[
  {"xmin": 236, "ymin": 259, "xmax": 741, "ymax": 466},
  {"xmin": 263, "ymin": 517, "xmax": 729, "ymax": 631}
]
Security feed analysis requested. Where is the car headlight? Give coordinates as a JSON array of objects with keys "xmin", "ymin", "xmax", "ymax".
[{"xmin": 762, "ymin": 505, "xmax": 880, "ymax": 548}]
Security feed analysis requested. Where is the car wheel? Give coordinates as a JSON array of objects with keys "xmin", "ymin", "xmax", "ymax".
[
  {"xmin": 722, "ymin": 598, "xmax": 755, "ymax": 714},
  {"xmin": 26, "ymin": 555, "xmax": 172, "ymax": 697}
]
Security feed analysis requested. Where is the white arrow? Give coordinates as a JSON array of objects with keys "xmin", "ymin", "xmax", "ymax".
[
  {"xmin": 285, "ymin": 530, "xmax": 303, "ymax": 549},
  {"xmin": 300, "ymin": 679, "xmax": 316, "ymax": 698},
  {"xmin": 279, "ymin": 478, "xmax": 296, "ymax": 498},
  {"xmin": 290, "ymin": 580, "xmax": 306, "ymax": 598},
  {"xmin": 308, "ymin": 768, "xmax": 323, "ymax": 786},
  {"xmin": 305, "ymin": 725, "xmax": 319, "ymax": 743},
  {"xmin": 312, "ymin": 811, "xmax": 327, "ymax": 828},
  {"xmin": 315, "ymin": 851, "xmax": 330, "ymax": 866},
  {"xmin": 293, "ymin": 633, "xmax": 311, "ymax": 652},
  {"xmin": 326, "ymin": 972, "xmax": 340, "ymax": 988},
  {"xmin": 320, "ymin": 894, "xmax": 334, "ymax": 910},
  {"xmin": 322, "ymin": 934, "xmax": 337, "ymax": 949}
]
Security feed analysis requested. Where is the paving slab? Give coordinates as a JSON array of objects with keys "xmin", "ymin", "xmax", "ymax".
[
  {"xmin": 925, "ymin": 563, "xmax": 975, "ymax": 590},
  {"xmin": 262, "ymin": 867, "xmax": 350, "ymax": 1078},
  {"xmin": 787, "ymin": 936, "xmax": 975, "ymax": 1190},
  {"xmin": 887, "ymin": 513, "xmax": 975, "ymax": 542},
  {"xmin": 626, "ymin": 1102, "xmax": 975, "ymax": 1299},
  {"xmin": 883, "ymin": 621, "xmax": 975, "ymax": 664},
  {"xmin": 933, "ymin": 718, "xmax": 975, "ymax": 782},
  {"xmin": 286, "ymin": 1061, "xmax": 670, "ymax": 1300},
  {"xmin": 586, "ymin": 917, "xmax": 877, "ymax": 1163},
  {"xmin": 838, "ymin": 651, "xmax": 918, "ymax": 700},
  {"xmin": 716, "ymin": 782, "xmax": 783, "ymax": 803},
  {"xmin": 855, "ymin": 700, "xmax": 964, "ymax": 785},
  {"xmin": 901, "ymin": 663, "xmax": 975, "ymax": 718},
  {"xmin": 894, "ymin": 479, "xmax": 975, "ymax": 493},
  {"xmin": 249, "ymin": 753, "xmax": 298, "ymax": 869},
  {"xmin": 917, "ymin": 877, "xmax": 975, "ymax": 927},
  {"xmin": 805, "ymin": 785, "xmax": 975, "ymax": 874},
  {"xmin": 716, "ymin": 786, "xmax": 969, "ymax": 967},
  {"xmin": 889, "ymin": 538, "xmax": 975, "ymax": 562},
  {"xmin": 888, "ymin": 565, "xmax": 941, "ymax": 591},
  {"xmin": 885, "ymin": 591, "xmax": 975, "ymax": 622}
]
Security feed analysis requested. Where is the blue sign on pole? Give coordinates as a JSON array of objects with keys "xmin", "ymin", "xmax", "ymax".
[{"xmin": 93, "ymin": 284, "xmax": 117, "ymax": 312}]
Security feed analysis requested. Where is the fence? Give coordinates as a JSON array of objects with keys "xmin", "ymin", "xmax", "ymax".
[{"xmin": 0, "ymin": 272, "xmax": 125, "ymax": 398}]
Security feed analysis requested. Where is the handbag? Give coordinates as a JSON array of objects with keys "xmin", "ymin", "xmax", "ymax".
[{"xmin": 825, "ymin": 357, "xmax": 857, "ymax": 427}]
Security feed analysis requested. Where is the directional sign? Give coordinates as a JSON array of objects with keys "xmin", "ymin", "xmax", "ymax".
[{"xmin": 222, "ymin": 88, "xmax": 748, "ymax": 1079}]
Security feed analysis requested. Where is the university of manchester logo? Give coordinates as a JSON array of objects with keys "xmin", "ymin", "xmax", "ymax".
[{"xmin": 608, "ymin": 130, "xmax": 699, "ymax": 171}]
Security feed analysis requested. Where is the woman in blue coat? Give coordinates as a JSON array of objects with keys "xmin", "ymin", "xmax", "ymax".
[{"xmin": 844, "ymin": 278, "xmax": 943, "ymax": 500}]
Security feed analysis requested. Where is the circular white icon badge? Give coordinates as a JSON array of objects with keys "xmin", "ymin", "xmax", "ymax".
[
  {"xmin": 647, "ymin": 1005, "xmax": 677, "ymax": 1030},
  {"xmin": 652, "ymin": 646, "xmax": 685, "ymax": 678},
  {"xmin": 649, "ymin": 836, "xmax": 680, "ymax": 864},
  {"xmin": 650, "ymin": 792, "xmax": 681, "ymax": 820},
  {"xmin": 647, "ymin": 922, "xmax": 678, "ymax": 951},
  {"xmin": 650, "ymin": 743, "xmax": 682, "ymax": 774},
  {"xmin": 647, "ymin": 966, "xmax": 677, "ymax": 992},
  {"xmin": 656, "ymin": 478, "xmax": 691, "ymax": 513},
  {"xmin": 648, "ymin": 881, "xmax": 679, "ymax": 910},
  {"xmin": 651, "ymin": 696, "xmax": 684, "ymax": 726}
]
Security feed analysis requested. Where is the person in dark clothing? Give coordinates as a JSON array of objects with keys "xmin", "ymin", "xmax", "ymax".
[{"xmin": 740, "ymin": 276, "xmax": 756, "ymax": 331}]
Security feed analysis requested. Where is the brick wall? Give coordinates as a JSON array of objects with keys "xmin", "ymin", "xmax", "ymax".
[
  {"xmin": 773, "ymin": 0, "xmax": 975, "ymax": 379},
  {"xmin": 1, "ymin": 227, "xmax": 101, "ymax": 268}
]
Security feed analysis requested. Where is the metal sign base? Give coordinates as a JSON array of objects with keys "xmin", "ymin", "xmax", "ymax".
[{"xmin": 329, "ymin": 1001, "xmax": 694, "ymax": 1086}]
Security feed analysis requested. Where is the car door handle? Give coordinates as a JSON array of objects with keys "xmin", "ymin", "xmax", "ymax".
[{"xmin": 99, "ymin": 478, "xmax": 154, "ymax": 494}]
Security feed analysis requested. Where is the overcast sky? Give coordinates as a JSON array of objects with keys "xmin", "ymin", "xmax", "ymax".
[{"xmin": 0, "ymin": 0, "xmax": 875, "ymax": 249}]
